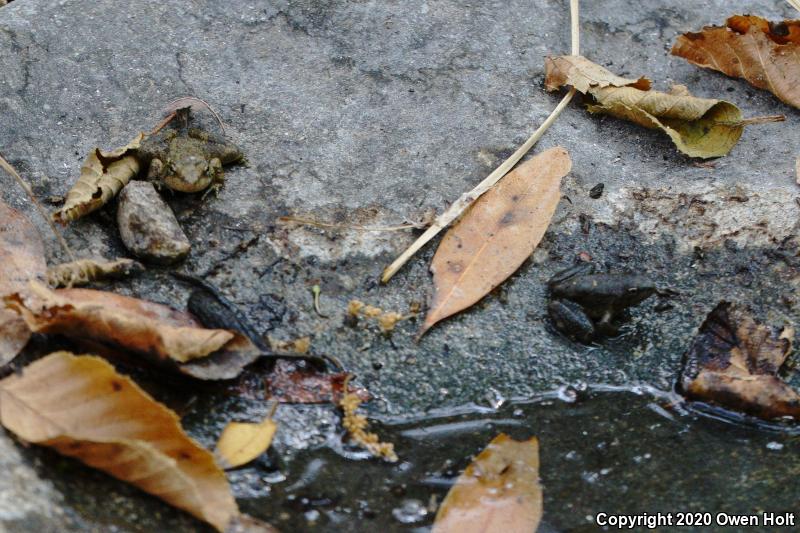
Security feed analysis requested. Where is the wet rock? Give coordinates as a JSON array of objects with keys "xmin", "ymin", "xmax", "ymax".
[{"xmin": 116, "ymin": 181, "xmax": 190, "ymax": 264}]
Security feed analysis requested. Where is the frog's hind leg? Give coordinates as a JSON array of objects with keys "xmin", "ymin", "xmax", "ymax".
[
  {"xmin": 201, "ymin": 158, "xmax": 225, "ymax": 200},
  {"xmin": 548, "ymin": 299, "xmax": 596, "ymax": 344}
]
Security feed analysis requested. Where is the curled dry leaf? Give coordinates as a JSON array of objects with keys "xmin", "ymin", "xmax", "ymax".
[
  {"xmin": 47, "ymin": 257, "xmax": 144, "ymax": 288},
  {"xmin": 6, "ymin": 283, "xmax": 246, "ymax": 364},
  {"xmin": 0, "ymin": 198, "xmax": 47, "ymax": 365},
  {"xmin": 432, "ymin": 433, "xmax": 542, "ymax": 533},
  {"xmin": 0, "ymin": 352, "xmax": 241, "ymax": 531},
  {"xmin": 680, "ymin": 301, "xmax": 800, "ymax": 420},
  {"xmin": 421, "ymin": 147, "xmax": 570, "ymax": 336},
  {"xmin": 215, "ymin": 410, "xmax": 277, "ymax": 469},
  {"xmin": 672, "ymin": 16, "xmax": 800, "ymax": 110},
  {"xmin": 54, "ymin": 133, "xmax": 144, "ymax": 224},
  {"xmin": 545, "ymin": 55, "xmax": 754, "ymax": 158}
]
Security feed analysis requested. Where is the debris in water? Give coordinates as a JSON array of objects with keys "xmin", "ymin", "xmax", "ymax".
[
  {"xmin": 679, "ymin": 301, "xmax": 799, "ymax": 421},
  {"xmin": 338, "ymin": 377, "xmax": 397, "ymax": 462}
]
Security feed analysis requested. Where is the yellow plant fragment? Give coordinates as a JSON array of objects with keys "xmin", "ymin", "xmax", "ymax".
[
  {"xmin": 433, "ymin": 434, "xmax": 542, "ymax": 533},
  {"xmin": 54, "ymin": 133, "xmax": 144, "ymax": 224},
  {"xmin": 339, "ymin": 383, "xmax": 397, "ymax": 462},
  {"xmin": 47, "ymin": 257, "xmax": 144, "ymax": 288},
  {"xmin": 215, "ymin": 414, "xmax": 277, "ymax": 469},
  {"xmin": 545, "ymin": 55, "xmax": 748, "ymax": 158},
  {"xmin": 0, "ymin": 352, "xmax": 241, "ymax": 531}
]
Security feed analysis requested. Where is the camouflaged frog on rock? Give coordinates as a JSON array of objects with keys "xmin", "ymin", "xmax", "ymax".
[
  {"xmin": 547, "ymin": 263, "xmax": 657, "ymax": 343},
  {"xmin": 137, "ymin": 111, "xmax": 243, "ymax": 196}
]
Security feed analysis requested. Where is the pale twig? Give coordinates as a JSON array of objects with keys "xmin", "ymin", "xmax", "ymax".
[
  {"xmin": 788, "ymin": 0, "xmax": 800, "ymax": 15},
  {"xmin": 0, "ymin": 153, "xmax": 76, "ymax": 261},
  {"xmin": 381, "ymin": 0, "xmax": 581, "ymax": 283}
]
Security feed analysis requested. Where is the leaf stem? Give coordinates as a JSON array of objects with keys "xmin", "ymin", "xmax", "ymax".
[
  {"xmin": 381, "ymin": 0, "xmax": 581, "ymax": 283},
  {"xmin": 0, "ymin": 153, "xmax": 76, "ymax": 261},
  {"xmin": 722, "ymin": 114, "xmax": 785, "ymax": 127}
]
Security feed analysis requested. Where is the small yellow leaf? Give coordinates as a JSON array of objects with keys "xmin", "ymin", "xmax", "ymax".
[
  {"xmin": 433, "ymin": 433, "xmax": 542, "ymax": 533},
  {"xmin": 215, "ymin": 416, "xmax": 277, "ymax": 469},
  {"xmin": 54, "ymin": 133, "xmax": 144, "ymax": 224}
]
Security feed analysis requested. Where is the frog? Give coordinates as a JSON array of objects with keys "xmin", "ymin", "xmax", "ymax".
[
  {"xmin": 547, "ymin": 263, "xmax": 657, "ymax": 343},
  {"xmin": 137, "ymin": 116, "xmax": 243, "ymax": 196}
]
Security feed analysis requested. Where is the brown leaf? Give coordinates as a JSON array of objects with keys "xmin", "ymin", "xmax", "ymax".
[
  {"xmin": 53, "ymin": 133, "xmax": 144, "ymax": 224},
  {"xmin": 0, "ymin": 199, "xmax": 47, "ymax": 297},
  {"xmin": 265, "ymin": 360, "xmax": 370, "ymax": 404},
  {"xmin": 672, "ymin": 16, "xmax": 800, "ymax": 109},
  {"xmin": 0, "ymin": 352, "xmax": 240, "ymax": 531},
  {"xmin": 47, "ymin": 257, "xmax": 144, "ymax": 288},
  {"xmin": 421, "ymin": 147, "xmax": 570, "ymax": 335},
  {"xmin": 680, "ymin": 301, "xmax": 800, "ymax": 420},
  {"xmin": 6, "ymin": 283, "xmax": 252, "ymax": 365},
  {"xmin": 0, "ymin": 198, "xmax": 46, "ymax": 365},
  {"xmin": 545, "ymin": 55, "xmax": 761, "ymax": 159},
  {"xmin": 0, "ymin": 309, "xmax": 30, "ymax": 367},
  {"xmin": 433, "ymin": 433, "xmax": 542, "ymax": 533}
]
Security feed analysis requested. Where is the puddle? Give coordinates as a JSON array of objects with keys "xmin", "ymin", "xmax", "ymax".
[{"xmin": 236, "ymin": 386, "xmax": 800, "ymax": 532}]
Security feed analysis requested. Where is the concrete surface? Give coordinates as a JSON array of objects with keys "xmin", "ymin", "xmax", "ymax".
[{"xmin": 1, "ymin": 0, "xmax": 800, "ymax": 530}]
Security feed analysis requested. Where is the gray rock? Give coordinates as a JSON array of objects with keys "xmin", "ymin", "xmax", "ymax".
[{"xmin": 116, "ymin": 181, "xmax": 190, "ymax": 264}]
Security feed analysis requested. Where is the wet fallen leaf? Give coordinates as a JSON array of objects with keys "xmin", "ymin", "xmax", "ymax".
[
  {"xmin": 421, "ymin": 147, "xmax": 570, "ymax": 336},
  {"xmin": 680, "ymin": 301, "xmax": 800, "ymax": 420},
  {"xmin": 215, "ymin": 409, "xmax": 277, "ymax": 469},
  {"xmin": 47, "ymin": 257, "xmax": 144, "ymax": 288},
  {"xmin": 6, "ymin": 283, "xmax": 252, "ymax": 365},
  {"xmin": 266, "ymin": 360, "xmax": 370, "ymax": 404},
  {"xmin": 54, "ymin": 133, "xmax": 144, "ymax": 224},
  {"xmin": 0, "ymin": 352, "xmax": 241, "ymax": 531},
  {"xmin": 433, "ymin": 433, "xmax": 542, "ymax": 533},
  {"xmin": 545, "ymin": 55, "xmax": 781, "ymax": 158},
  {"xmin": 672, "ymin": 16, "xmax": 800, "ymax": 110},
  {"xmin": 0, "ymin": 199, "xmax": 47, "ymax": 365}
]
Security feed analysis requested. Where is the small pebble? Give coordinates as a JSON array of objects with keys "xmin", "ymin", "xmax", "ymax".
[{"xmin": 117, "ymin": 181, "xmax": 190, "ymax": 264}]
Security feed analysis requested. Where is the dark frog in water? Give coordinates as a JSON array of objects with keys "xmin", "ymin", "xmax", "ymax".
[
  {"xmin": 137, "ymin": 109, "xmax": 243, "ymax": 196},
  {"xmin": 547, "ymin": 263, "xmax": 657, "ymax": 343}
]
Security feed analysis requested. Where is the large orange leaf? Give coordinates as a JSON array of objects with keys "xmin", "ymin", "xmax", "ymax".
[
  {"xmin": 672, "ymin": 16, "xmax": 800, "ymax": 109},
  {"xmin": 0, "ymin": 352, "xmax": 242, "ymax": 531},
  {"xmin": 421, "ymin": 147, "xmax": 570, "ymax": 335},
  {"xmin": 432, "ymin": 434, "xmax": 542, "ymax": 533},
  {"xmin": 7, "ymin": 282, "xmax": 233, "ymax": 363}
]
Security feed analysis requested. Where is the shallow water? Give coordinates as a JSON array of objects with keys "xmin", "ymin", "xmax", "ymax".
[{"xmin": 240, "ymin": 386, "xmax": 800, "ymax": 533}]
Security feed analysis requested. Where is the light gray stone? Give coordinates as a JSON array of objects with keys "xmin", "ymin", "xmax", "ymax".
[{"xmin": 116, "ymin": 181, "xmax": 191, "ymax": 264}]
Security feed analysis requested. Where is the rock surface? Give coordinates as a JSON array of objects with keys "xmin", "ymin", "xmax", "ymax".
[
  {"xmin": 1, "ymin": 0, "xmax": 800, "ymax": 531},
  {"xmin": 116, "ymin": 181, "xmax": 191, "ymax": 263}
]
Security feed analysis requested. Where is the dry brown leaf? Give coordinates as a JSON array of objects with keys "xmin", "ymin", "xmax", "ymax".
[
  {"xmin": 433, "ymin": 433, "xmax": 542, "ymax": 533},
  {"xmin": 545, "ymin": 55, "xmax": 768, "ymax": 159},
  {"xmin": 54, "ymin": 133, "xmax": 144, "ymax": 224},
  {"xmin": 680, "ymin": 302, "xmax": 800, "ymax": 420},
  {"xmin": 0, "ymin": 199, "xmax": 47, "ymax": 297},
  {"xmin": 47, "ymin": 257, "xmax": 144, "ymax": 288},
  {"xmin": 0, "ymin": 352, "xmax": 241, "ymax": 531},
  {"xmin": 215, "ymin": 410, "xmax": 277, "ymax": 469},
  {"xmin": 0, "ymin": 199, "xmax": 47, "ymax": 365},
  {"xmin": 6, "ymin": 283, "xmax": 238, "ymax": 364},
  {"xmin": 421, "ymin": 147, "xmax": 570, "ymax": 336},
  {"xmin": 672, "ymin": 16, "xmax": 800, "ymax": 109},
  {"xmin": 266, "ymin": 360, "xmax": 370, "ymax": 404}
]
